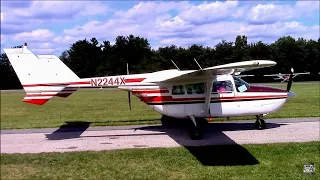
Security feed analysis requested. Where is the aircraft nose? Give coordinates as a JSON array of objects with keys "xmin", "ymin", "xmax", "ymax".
[{"xmin": 287, "ymin": 91, "xmax": 296, "ymax": 97}]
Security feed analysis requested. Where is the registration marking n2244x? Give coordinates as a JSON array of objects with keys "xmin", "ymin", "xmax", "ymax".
[{"xmin": 90, "ymin": 77, "xmax": 125, "ymax": 86}]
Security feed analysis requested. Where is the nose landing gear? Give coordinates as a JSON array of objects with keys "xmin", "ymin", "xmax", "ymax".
[{"xmin": 254, "ymin": 115, "xmax": 266, "ymax": 130}]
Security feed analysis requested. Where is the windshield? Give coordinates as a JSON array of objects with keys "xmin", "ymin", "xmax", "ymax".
[{"xmin": 233, "ymin": 76, "xmax": 250, "ymax": 92}]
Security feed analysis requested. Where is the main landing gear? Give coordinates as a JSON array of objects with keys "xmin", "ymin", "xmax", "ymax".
[
  {"xmin": 188, "ymin": 116, "xmax": 208, "ymax": 140},
  {"xmin": 160, "ymin": 115, "xmax": 208, "ymax": 140},
  {"xmin": 254, "ymin": 115, "xmax": 266, "ymax": 130}
]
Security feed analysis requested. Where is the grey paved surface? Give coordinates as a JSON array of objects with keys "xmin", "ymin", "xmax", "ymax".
[{"xmin": 1, "ymin": 117, "xmax": 319, "ymax": 154}]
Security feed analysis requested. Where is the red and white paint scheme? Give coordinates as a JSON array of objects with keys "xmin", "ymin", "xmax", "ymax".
[{"xmin": 3, "ymin": 43, "xmax": 296, "ymax": 140}]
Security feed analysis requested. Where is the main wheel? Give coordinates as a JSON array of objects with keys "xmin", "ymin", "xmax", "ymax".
[
  {"xmin": 160, "ymin": 115, "xmax": 172, "ymax": 126},
  {"xmin": 187, "ymin": 118, "xmax": 207, "ymax": 140},
  {"xmin": 254, "ymin": 119, "xmax": 266, "ymax": 130},
  {"xmin": 188, "ymin": 125, "xmax": 204, "ymax": 140}
]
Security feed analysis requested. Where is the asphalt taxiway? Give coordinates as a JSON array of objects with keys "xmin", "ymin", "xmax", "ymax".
[{"xmin": 1, "ymin": 117, "xmax": 319, "ymax": 154}]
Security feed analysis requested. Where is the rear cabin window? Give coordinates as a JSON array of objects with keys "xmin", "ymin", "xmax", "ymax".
[
  {"xmin": 185, "ymin": 83, "xmax": 205, "ymax": 94},
  {"xmin": 212, "ymin": 80, "xmax": 233, "ymax": 93},
  {"xmin": 172, "ymin": 85, "xmax": 185, "ymax": 95}
]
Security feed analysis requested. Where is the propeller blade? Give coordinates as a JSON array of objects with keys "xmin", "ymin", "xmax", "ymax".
[
  {"xmin": 127, "ymin": 63, "xmax": 132, "ymax": 111},
  {"xmin": 287, "ymin": 67, "xmax": 294, "ymax": 92}
]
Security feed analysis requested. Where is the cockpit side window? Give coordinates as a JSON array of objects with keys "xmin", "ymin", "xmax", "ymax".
[
  {"xmin": 185, "ymin": 83, "xmax": 205, "ymax": 94},
  {"xmin": 233, "ymin": 76, "xmax": 250, "ymax": 92},
  {"xmin": 172, "ymin": 85, "xmax": 185, "ymax": 95},
  {"xmin": 212, "ymin": 80, "xmax": 233, "ymax": 93}
]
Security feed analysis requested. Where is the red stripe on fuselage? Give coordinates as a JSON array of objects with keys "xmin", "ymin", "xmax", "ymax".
[
  {"xmin": 22, "ymin": 81, "xmax": 91, "ymax": 87},
  {"xmin": 22, "ymin": 78, "xmax": 146, "ymax": 87},
  {"xmin": 139, "ymin": 95, "xmax": 287, "ymax": 103},
  {"xmin": 132, "ymin": 89, "xmax": 169, "ymax": 94},
  {"xmin": 125, "ymin": 78, "xmax": 146, "ymax": 83}
]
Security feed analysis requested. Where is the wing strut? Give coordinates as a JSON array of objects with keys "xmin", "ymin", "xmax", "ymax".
[
  {"xmin": 127, "ymin": 63, "xmax": 132, "ymax": 111},
  {"xmin": 204, "ymin": 77, "xmax": 214, "ymax": 115}
]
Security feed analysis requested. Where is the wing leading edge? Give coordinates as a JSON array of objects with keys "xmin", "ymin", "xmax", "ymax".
[{"xmin": 143, "ymin": 60, "xmax": 276, "ymax": 83}]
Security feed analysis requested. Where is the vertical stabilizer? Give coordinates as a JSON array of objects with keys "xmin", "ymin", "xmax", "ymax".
[{"xmin": 3, "ymin": 43, "xmax": 80, "ymax": 105}]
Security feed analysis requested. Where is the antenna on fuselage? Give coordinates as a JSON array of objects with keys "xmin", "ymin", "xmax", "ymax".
[
  {"xmin": 171, "ymin": 60, "xmax": 180, "ymax": 71},
  {"xmin": 193, "ymin": 58, "xmax": 203, "ymax": 70}
]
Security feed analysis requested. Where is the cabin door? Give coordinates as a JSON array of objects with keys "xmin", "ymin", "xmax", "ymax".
[{"xmin": 209, "ymin": 79, "xmax": 238, "ymax": 117}]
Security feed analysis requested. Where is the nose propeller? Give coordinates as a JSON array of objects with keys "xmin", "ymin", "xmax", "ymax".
[{"xmin": 286, "ymin": 67, "xmax": 294, "ymax": 92}]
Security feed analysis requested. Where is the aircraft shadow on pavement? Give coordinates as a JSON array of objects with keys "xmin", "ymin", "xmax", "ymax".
[
  {"xmin": 44, "ymin": 119, "xmax": 160, "ymax": 140},
  {"xmin": 44, "ymin": 118, "xmax": 286, "ymax": 166},
  {"xmin": 137, "ymin": 119, "xmax": 286, "ymax": 166},
  {"xmin": 45, "ymin": 121, "xmax": 91, "ymax": 140}
]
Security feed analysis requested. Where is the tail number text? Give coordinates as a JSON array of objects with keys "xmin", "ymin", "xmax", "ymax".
[{"xmin": 90, "ymin": 77, "xmax": 125, "ymax": 86}]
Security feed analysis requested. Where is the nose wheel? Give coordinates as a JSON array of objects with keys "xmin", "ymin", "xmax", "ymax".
[{"xmin": 254, "ymin": 115, "xmax": 266, "ymax": 130}]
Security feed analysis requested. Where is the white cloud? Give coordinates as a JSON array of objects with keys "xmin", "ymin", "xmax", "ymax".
[
  {"xmin": 179, "ymin": 1, "xmax": 240, "ymax": 24},
  {"xmin": 1, "ymin": 1, "xmax": 109, "ymax": 35},
  {"xmin": 294, "ymin": 25, "xmax": 320, "ymax": 40},
  {"xmin": 247, "ymin": 1, "xmax": 320, "ymax": 25},
  {"xmin": 159, "ymin": 36, "xmax": 212, "ymax": 47},
  {"xmin": 53, "ymin": 36, "xmax": 81, "ymax": 45},
  {"xmin": 114, "ymin": 1, "xmax": 191, "ymax": 21},
  {"xmin": 295, "ymin": 1, "xmax": 320, "ymax": 17},
  {"xmin": 3, "ymin": 1, "xmax": 108, "ymax": 20},
  {"xmin": 26, "ymin": 42, "xmax": 63, "ymax": 55},
  {"xmin": 13, "ymin": 29, "xmax": 55, "ymax": 42},
  {"xmin": 2, "ymin": 1, "xmax": 319, "ymax": 56},
  {"xmin": 247, "ymin": 4, "xmax": 295, "ymax": 24}
]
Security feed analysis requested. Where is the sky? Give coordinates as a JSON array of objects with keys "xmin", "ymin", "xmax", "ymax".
[{"xmin": 1, "ymin": 0, "xmax": 319, "ymax": 56}]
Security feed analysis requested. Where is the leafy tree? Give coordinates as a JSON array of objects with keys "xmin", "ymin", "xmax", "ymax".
[
  {"xmin": 234, "ymin": 35, "xmax": 250, "ymax": 62},
  {"xmin": 213, "ymin": 39, "xmax": 234, "ymax": 64},
  {"xmin": 0, "ymin": 45, "xmax": 23, "ymax": 89},
  {"xmin": 2, "ymin": 35, "xmax": 320, "ymax": 90},
  {"xmin": 67, "ymin": 38, "xmax": 102, "ymax": 77}
]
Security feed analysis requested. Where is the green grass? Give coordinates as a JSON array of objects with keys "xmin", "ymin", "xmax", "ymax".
[
  {"xmin": 1, "ymin": 81, "xmax": 319, "ymax": 129},
  {"xmin": 1, "ymin": 141, "xmax": 319, "ymax": 179}
]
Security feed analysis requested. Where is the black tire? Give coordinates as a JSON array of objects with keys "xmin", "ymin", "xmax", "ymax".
[
  {"xmin": 188, "ymin": 125, "xmax": 204, "ymax": 140},
  {"xmin": 254, "ymin": 119, "xmax": 266, "ymax": 130},
  {"xmin": 260, "ymin": 119, "xmax": 266, "ymax": 129},
  {"xmin": 196, "ymin": 118, "xmax": 208, "ymax": 133},
  {"xmin": 187, "ymin": 118, "xmax": 208, "ymax": 140},
  {"xmin": 160, "ymin": 115, "xmax": 171, "ymax": 126}
]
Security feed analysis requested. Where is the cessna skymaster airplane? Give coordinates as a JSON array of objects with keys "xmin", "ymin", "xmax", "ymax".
[{"xmin": 3, "ymin": 44, "xmax": 296, "ymax": 140}]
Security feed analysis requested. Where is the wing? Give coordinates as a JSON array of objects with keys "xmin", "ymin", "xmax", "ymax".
[
  {"xmin": 143, "ymin": 60, "xmax": 276, "ymax": 83},
  {"xmin": 293, "ymin": 72, "xmax": 310, "ymax": 75},
  {"xmin": 236, "ymin": 74, "xmax": 254, "ymax": 77},
  {"xmin": 263, "ymin": 74, "xmax": 288, "ymax": 77}
]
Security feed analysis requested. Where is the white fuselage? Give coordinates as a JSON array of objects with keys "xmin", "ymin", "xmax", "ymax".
[{"xmin": 130, "ymin": 74, "xmax": 288, "ymax": 118}]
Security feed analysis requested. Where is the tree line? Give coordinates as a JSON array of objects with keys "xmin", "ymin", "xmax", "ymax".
[{"xmin": 1, "ymin": 35, "xmax": 319, "ymax": 89}]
